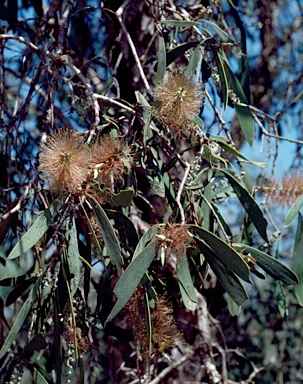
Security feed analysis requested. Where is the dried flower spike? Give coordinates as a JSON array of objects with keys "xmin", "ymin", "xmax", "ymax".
[
  {"xmin": 91, "ymin": 136, "xmax": 132, "ymax": 185},
  {"xmin": 157, "ymin": 223, "xmax": 194, "ymax": 265},
  {"xmin": 154, "ymin": 70, "xmax": 202, "ymax": 132},
  {"xmin": 39, "ymin": 130, "xmax": 90, "ymax": 193},
  {"xmin": 261, "ymin": 171, "xmax": 303, "ymax": 206}
]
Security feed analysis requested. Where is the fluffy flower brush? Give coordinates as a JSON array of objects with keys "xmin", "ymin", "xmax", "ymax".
[
  {"xmin": 260, "ymin": 171, "xmax": 303, "ymax": 206},
  {"xmin": 154, "ymin": 70, "xmax": 202, "ymax": 132},
  {"xmin": 39, "ymin": 130, "xmax": 91, "ymax": 193},
  {"xmin": 91, "ymin": 135, "xmax": 132, "ymax": 185}
]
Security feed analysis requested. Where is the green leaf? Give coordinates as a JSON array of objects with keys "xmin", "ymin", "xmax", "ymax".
[
  {"xmin": 106, "ymin": 241, "xmax": 156, "ymax": 322},
  {"xmin": 165, "ymin": 41, "xmax": 200, "ymax": 68},
  {"xmin": 156, "ymin": 33, "xmax": 166, "ymax": 85},
  {"xmin": 284, "ymin": 194, "xmax": 303, "ymax": 227},
  {"xmin": 89, "ymin": 197, "xmax": 123, "ymax": 275},
  {"xmin": 94, "ymin": 188, "xmax": 135, "ymax": 207},
  {"xmin": 132, "ymin": 225, "xmax": 158, "ymax": 260},
  {"xmin": 293, "ymin": 214, "xmax": 303, "ymax": 305},
  {"xmin": 274, "ymin": 280, "xmax": 287, "ymax": 318},
  {"xmin": 227, "ymin": 0, "xmax": 250, "ymax": 101},
  {"xmin": 202, "ymin": 19, "xmax": 235, "ymax": 43},
  {"xmin": 177, "ymin": 255, "xmax": 197, "ymax": 311},
  {"xmin": 8, "ymin": 196, "xmax": 65, "ymax": 259},
  {"xmin": 6, "ymin": 277, "xmax": 37, "ymax": 306},
  {"xmin": 233, "ymin": 244, "xmax": 298, "ymax": 285},
  {"xmin": 185, "ymin": 45, "xmax": 203, "ymax": 80},
  {"xmin": 217, "ymin": 140, "xmax": 267, "ymax": 168},
  {"xmin": 227, "ymin": 294, "xmax": 241, "ymax": 316},
  {"xmin": 159, "ymin": 20, "xmax": 199, "ymax": 27},
  {"xmin": 190, "ymin": 225, "xmax": 251, "ymax": 283},
  {"xmin": 214, "ymin": 51, "xmax": 229, "ymax": 110},
  {"xmin": 147, "ymin": 175, "xmax": 165, "ymax": 197},
  {"xmin": 67, "ymin": 217, "xmax": 80, "ymax": 297},
  {"xmin": 24, "ymin": 332, "xmax": 47, "ymax": 352},
  {"xmin": 135, "ymin": 91, "xmax": 153, "ymax": 146},
  {"xmin": 33, "ymin": 367, "xmax": 49, "ymax": 384},
  {"xmin": 195, "ymin": 238, "xmax": 248, "ymax": 306},
  {"xmin": 0, "ymin": 278, "xmax": 41, "ymax": 359},
  {"xmin": 220, "ymin": 169, "xmax": 268, "ymax": 242},
  {"xmin": 223, "ymin": 62, "xmax": 254, "ymax": 146}
]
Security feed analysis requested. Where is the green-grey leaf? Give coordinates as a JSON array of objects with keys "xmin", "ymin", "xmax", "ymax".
[
  {"xmin": 220, "ymin": 169, "xmax": 268, "ymax": 242},
  {"xmin": 135, "ymin": 91, "xmax": 153, "ymax": 145},
  {"xmin": 223, "ymin": 62, "xmax": 254, "ymax": 146},
  {"xmin": 293, "ymin": 214, "xmax": 303, "ymax": 305},
  {"xmin": 165, "ymin": 41, "xmax": 200, "ymax": 68},
  {"xmin": 160, "ymin": 20, "xmax": 199, "ymax": 27},
  {"xmin": 227, "ymin": 294, "xmax": 241, "ymax": 316},
  {"xmin": 218, "ymin": 141, "xmax": 267, "ymax": 168},
  {"xmin": 177, "ymin": 255, "xmax": 197, "ymax": 310},
  {"xmin": 94, "ymin": 188, "xmax": 135, "ymax": 207},
  {"xmin": 185, "ymin": 45, "xmax": 203, "ymax": 80},
  {"xmin": 202, "ymin": 19, "xmax": 235, "ymax": 43},
  {"xmin": 106, "ymin": 242, "xmax": 156, "ymax": 322},
  {"xmin": 89, "ymin": 197, "xmax": 123, "ymax": 275},
  {"xmin": 147, "ymin": 175, "xmax": 165, "ymax": 197},
  {"xmin": 133, "ymin": 226, "xmax": 158, "ymax": 260},
  {"xmin": 215, "ymin": 52, "xmax": 228, "ymax": 110},
  {"xmin": 156, "ymin": 33, "xmax": 166, "ymax": 85},
  {"xmin": 233, "ymin": 244, "xmax": 298, "ymax": 285},
  {"xmin": 67, "ymin": 217, "xmax": 80, "ymax": 296},
  {"xmin": 190, "ymin": 225, "xmax": 251, "ymax": 283},
  {"xmin": 195, "ymin": 238, "xmax": 248, "ymax": 306},
  {"xmin": 274, "ymin": 280, "xmax": 287, "ymax": 318},
  {"xmin": 284, "ymin": 194, "xmax": 303, "ymax": 227},
  {"xmin": 8, "ymin": 196, "xmax": 65, "ymax": 260},
  {"xmin": 0, "ymin": 278, "xmax": 41, "ymax": 359},
  {"xmin": 33, "ymin": 367, "xmax": 49, "ymax": 384}
]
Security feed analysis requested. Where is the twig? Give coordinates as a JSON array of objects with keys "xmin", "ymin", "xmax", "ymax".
[
  {"xmin": 115, "ymin": 2, "xmax": 150, "ymax": 91},
  {"xmin": 176, "ymin": 157, "xmax": 191, "ymax": 224},
  {"xmin": 148, "ymin": 354, "xmax": 190, "ymax": 384},
  {"xmin": 94, "ymin": 94, "xmax": 136, "ymax": 114}
]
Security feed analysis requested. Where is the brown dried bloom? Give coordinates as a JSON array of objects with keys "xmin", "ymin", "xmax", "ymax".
[
  {"xmin": 154, "ymin": 70, "xmax": 201, "ymax": 132},
  {"xmin": 91, "ymin": 135, "xmax": 132, "ymax": 184},
  {"xmin": 39, "ymin": 130, "xmax": 90, "ymax": 193},
  {"xmin": 126, "ymin": 286, "xmax": 182, "ymax": 360},
  {"xmin": 261, "ymin": 171, "xmax": 303, "ymax": 206},
  {"xmin": 157, "ymin": 223, "xmax": 194, "ymax": 265}
]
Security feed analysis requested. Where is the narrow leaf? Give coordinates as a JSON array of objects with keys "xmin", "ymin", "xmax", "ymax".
[
  {"xmin": 217, "ymin": 141, "xmax": 267, "ymax": 168},
  {"xmin": 220, "ymin": 169, "xmax": 268, "ymax": 242},
  {"xmin": 89, "ymin": 197, "xmax": 123, "ymax": 275},
  {"xmin": 190, "ymin": 225, "xmax": 251, "ymax": 283},
  {"xmin": 293, "ymin": 214, "xmax": 303, "ymax": 305},
  {"xmin": 227, "ymin": 294, "xmax": 241, "ymax": 316},
  {"xmin": 215, "ymin": 52, "xmax": 228, "ymax": 110},
  {"xmin": 195, "ymin": 238, "xmax": 248, "ymax": 306},
  {"xmin": 67, "ymin": 217, "xmax": 80, "ymax": 296},
  {"xmin": 234, "ymin": 244, "xmax": 298, "ymax": 285},
  {"xmin": 33, "ymin": 367, "xmax": 49, "ymax": 384},
  {"xmin": 177, "ymin": 255, "xmax": 197, "ymax": 311},
  {"xmin": 133, "ymin": 225, "xmax": 158, "ymax": 260},
  {"xmin": 94, "ymin": 188, "xmax": 135, "ymax": 207},
  {"xmin": 202, "ymin": 19, "xmax": 235, "ymax": 43},
  {"xmin": 284, "ymin": 194, "xmax": 303, "ymax": 227},
  {"xmin": 106, "ymin": 242, "xmax": 156, "ymax": 322},
  {"xmin": 8, "ymin": 196, "xmax": 65, "ymax": 260},
  {"xmin": 159, "ymin": 20, "xmax": 199, "ymax": 27},
  {"xmin": 223, "ymin": 62, "xmax": 254, "ymax": 145},
  {"xmin": 156, "ymin": 33, "xmax": 166, "ymax": 85},
  {"xmin": 0, "ymin": 278, "xmax": 41, "ymax": 359},
  {"xmin": 185, "ymin": 45, "xmax": 203, "ymax": 80},
  {"xmin": 274, "ymin": 280, "xmax": 287, "ymax": 318}
]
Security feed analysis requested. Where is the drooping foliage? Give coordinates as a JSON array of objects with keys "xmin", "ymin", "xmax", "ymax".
[{"xmin": 1, "ymin": 1, "xmax": 303, "ymax": 383}]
